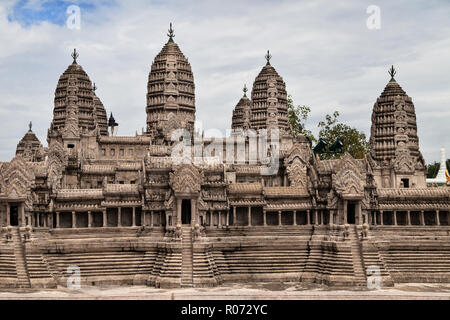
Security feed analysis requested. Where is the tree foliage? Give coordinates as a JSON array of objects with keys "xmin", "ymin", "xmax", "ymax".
[
  {"xmin": 427, "ymin": 160, "xmax": 450, "ymax": 178},
  {"xmin": 317, "ymin": 111, "xmax": 370, "ymax": 160},
  {"xmin": 287, "ymin": 95, "xmax": 316, "ymax": 143},
  {"xmin": 287, "ymin": 95, "xmax": 370, "ymax": 159}
]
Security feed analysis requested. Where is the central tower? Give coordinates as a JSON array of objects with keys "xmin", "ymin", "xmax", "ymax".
[{"xmin": 146, "ymin": 24, "xmax": 196, "ymax": 143}]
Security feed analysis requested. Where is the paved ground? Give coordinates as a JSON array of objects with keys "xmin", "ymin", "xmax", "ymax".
[{"xmin": 1, "ymin": 282, "xmax": 450, "ymax": 300}]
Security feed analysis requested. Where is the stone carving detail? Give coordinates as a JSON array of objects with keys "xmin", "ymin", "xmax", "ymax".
[
  {"xmin": 332, "ymin": 154, "xmax": 364, "ymax": 197},
  {"xmin": 393, "ymin": 148, "xmax": 414, "ymax": 174},
  {"xmin": 327, "ymin": 190, "xmax": 339, "ymax": 209},
  {"xmin": 47, "ymin": 140, "xmax": 67, "ymax": 193},
  {"xmin": 169, "ymin": 164, "xmax": 203, "ymax": 194},
  {"xmin": 0, "ymin": 156, "xmax": 35, "ymax": 209},
  {"xmin": 284, "ymin": 144, "xmax": 310, "ymax": 187}
]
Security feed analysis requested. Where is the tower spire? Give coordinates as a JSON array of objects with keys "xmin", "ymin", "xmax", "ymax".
[
  {"xmin": 167, "ymin": 23, "xmax": 175, "ymax": 42},
  {"xmin": 71, "ymin": 48, "xmax": 79, "ymax": 64},
  {"xmin": 265, "ymin": 50, "xmax": 272, "ymax": 65},
  {"xmin": 388, "ymin": 65, "xmax": 396, "ymax": 82},
  {"xmin": 28, "ymin": 121, "xmax": 32, "ymax": 132},
  {"xmin": 243, "ymin": 84, "xmax": 248, "ymax": 97}
]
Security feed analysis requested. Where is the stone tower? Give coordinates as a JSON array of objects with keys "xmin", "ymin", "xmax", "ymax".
[
  {"xmin": 48, "ymin": 49, "xmax": 106, "ymax": 149},
  {"xmin": 15, "ymin": 122, "xmax": 44, "ymax": 162},
  {"xmin": 250, "ymin": 51, "xmax": 289, "ymax": 131},
  {"xmin": 231, "ymin": 85, "xmax": 252, "ymax": 131},
  {"xmin": 369, "ymin": 66, "xmax": 426, "ymax": 189},
  {"xmin": 146, "ymin": 24, "xmax": 196, "ymax": 143}
]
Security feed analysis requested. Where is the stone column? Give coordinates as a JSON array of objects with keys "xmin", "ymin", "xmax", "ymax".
[
  {"xmin": 177, "ymin": 200, "xmax": 182, "ymax": 225},
  {"xmin": 278, "ymin": 211, "xmax": 282, "ymax": 226},
  {"xmin": 393, "ymin": 210, "xmax": 397, "ymax": 226},
  {"xmin": 36, "ymin": 213, "xmax": 40, "ymax": 228},
  {"xmin": 407, "ymin": 210, "xmax": 411, "ymax": 226},
  {"xmin": 380, "ymin": 210, "xmax": 384, "ymax": 226},
  {"xmin": 436, "ymin": 210, "xmax": 440, "ymax": 226},
  {"xmin": 321, "ymin": 210, "xmax": 324, "ymax": 225},
  {"xmin": 103, "ymin": 209, "xmax": 107, "ymax": 227},
  {"xmin": 218, "ymin": 211, "xmax": 222, "ymax": 228},
  {"xmin": 6, "ymin": 204, "xmax": 10, "ymax": 227},
  {"xmin": 306, "ymin": 210, "xmax": 311, "ymax": 225},
  {"xmin": 357, "ymin": 202, "xmax": 362, "ymax": 225},
  {"xmin": 248, "ymin": 207, "xmax": 252, "ymax": 226},
  {"xmin": 20, "ymin": 203, "xmax": 25, "ymax": 227},
  {"xmin": 72, "ymin": 211, "xmax": 76, "ymax": 228},
  {"xmin": 141, "ymin": 209, "xmax": 146, "ymax": 226},
  {"xmin": 314, "ymin": 210, "xmax": 318, "ymax": 225},
  {"xmin": 263, "ymin": 210, "xmax": 267, "ymax": 226},
  {"xmin": 151, "ymin": 211, "xmax": 154, "ymax": 227},
  {"xmin": 191, "ymin": 200, "xmax": 196, "ymax": 226},
  {"xmin": 343, "ymin": 200, "xmax": 348, "ymax": 224},
  {"xmin": 56, "ymin": 212, "xmax": 60, "ymax": 229},
  {"xmin": 420, "ymin": 210, "xmax": 425, "ymax": 226},
  {"xmin": 293, "ymin": 210, "xmax": 297, "ymax": 226},
  {"xmin": 88, "ymin": 211, "xmax": 92, "ymax": 228},
  {"xmin": 226, "ymin": 210, "xmax": 229, "ymax": 227},
  {"xmin": 132, "ymin": 207, "xmax": 136, "ymax": 227},
  {"xmin": 233, "ymin": 206, "xmax": 237, "ymax": 226},
  {"xmin": 118, "ymin": 207, "xmax": 122, "ymax": 227}
]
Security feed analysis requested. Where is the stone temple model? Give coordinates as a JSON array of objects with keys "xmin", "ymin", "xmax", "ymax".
[{"xmin": 0, "ymin": 25, "xmax": 449, "ymax": 289}]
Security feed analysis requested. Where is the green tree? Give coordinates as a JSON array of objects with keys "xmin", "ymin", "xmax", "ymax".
[
  {"xmin": 287, "ymin": 95, "xmax": 370, "ymax": 159},
  {"xmin": 427, "ymin": 159, "xmax": 450, "ymax": 178},
  {"xmin": 427, "ymin": 162, "xmax": 440, "ymax": 178},
  {"xmin": 287, "ymin": 95, "xmax": 316, "ymax": 143},
  {"xmin": 317, "ymin": 111, "xmax": 370, "ymax": 160}
]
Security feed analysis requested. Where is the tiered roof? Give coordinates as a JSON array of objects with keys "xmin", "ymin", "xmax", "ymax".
[
  {"xmin": 146, "ymin": 24, "xmax": 195, "ymax": 139},
  {"xmin": 369, "ymin": 67, "xmax": 421, "ymax": 163},
  {"xmin": 250, "ymin": 52, "xmax": 289, "ymax": 130}
]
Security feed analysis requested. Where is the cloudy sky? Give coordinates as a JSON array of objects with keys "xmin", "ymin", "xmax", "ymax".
[{"xmin": 0, "ymin": 0, "xmax": 449, "ymax": 164}]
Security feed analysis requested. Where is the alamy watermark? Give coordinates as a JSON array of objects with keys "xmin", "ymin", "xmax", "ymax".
[
  {"xmin": 366, "ymin": 5, "xmax": 381, "ymax": 30},
  {"xmin": 66, "ymin": 5, "xmax": 81, "ymax": 30},
  {"xmin": 366, "ymin": 265, "xmax": 381, "ymax": 290},
  {"xmin": 66, "ymin": 265, "xmax": 81, "ymax": 290},
  {"xmin": 170, "ymin": 125, "xmax": 280, "ymax": 175}
]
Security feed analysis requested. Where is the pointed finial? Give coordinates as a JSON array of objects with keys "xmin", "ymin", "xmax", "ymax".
[
  {"xmin": 265, "ymin": 50, "xmax": 272, "ymax": 65},
  {"xmin": 167, "ymin": 23, "xmax": 175, "ymax": 42},
  {"xmin": 71, "ymin": 48, "xmax": 79, "ymax": 64},
  {"xmin": 243, "ymin": 84, "xmax": 248, "ymax": 97},
  {"xmin": 28, "ymin": 121, "xmax": 32, "ymax": 132},
  {"xmin": 388, "ymin": 65, "xmax": 396, "ymax": 81},
  {"xmin": 93, "ymin": 83, "xmax": 97, "ymax": 92}
]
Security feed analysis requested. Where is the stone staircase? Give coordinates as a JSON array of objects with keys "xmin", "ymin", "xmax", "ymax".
[
  {"xmin": 11, "ymin": 228, "xmax": 31, "ymax": 288},
  {"xmin": 348, "ymin": 225, "xmax": 367, "ymax": 287},
  {"xmin": 181, "ymin": 225, "xmax": 193, "ymax": 287}
]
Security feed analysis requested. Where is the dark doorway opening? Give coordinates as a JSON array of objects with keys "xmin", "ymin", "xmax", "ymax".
[
  {"xmin": 401, "ymin": 178, "xmax": 409, "ymax": 188},
  {"xmin": 181, "ymin": 199, "xmax": 191, "ymax": 225},
  {"xmin": 10, "ymin": 205, "xmax": 19, "ymax": 226},
  {"xmin": 347, "ymin": 203, "xmax": 356, "ymax": 224}
]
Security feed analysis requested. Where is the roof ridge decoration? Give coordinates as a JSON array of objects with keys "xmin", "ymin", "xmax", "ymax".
[
  {"xmin": 265, "ymin": 50, "xmax": 272, "ymax": 65},
  {"xmin": 71, "ymin": 48, "xmax": 79, "ymax": 64},
  {"xmin": 388, "ymin": 65, "xmax": 396, "ymax": 82},
  {"xmin": 167, "ymin": 22, "xmax": 175, "ymax": 43}
]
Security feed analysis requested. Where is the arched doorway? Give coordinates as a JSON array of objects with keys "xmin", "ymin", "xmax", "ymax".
[{"xmin": 181, "ymin": 199, "xmax": 191, "ymax": 225}]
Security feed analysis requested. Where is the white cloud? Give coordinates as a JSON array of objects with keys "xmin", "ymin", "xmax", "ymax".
[{"xmin": 0, "ymin": 0, "xmax": 449, "ymax": 164}]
